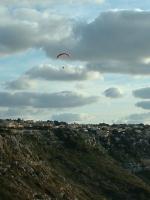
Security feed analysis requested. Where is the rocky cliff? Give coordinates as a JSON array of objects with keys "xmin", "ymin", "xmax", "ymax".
[{"xmin": 0, "ymin": 127, "xmax": 150, "ymax": 200}]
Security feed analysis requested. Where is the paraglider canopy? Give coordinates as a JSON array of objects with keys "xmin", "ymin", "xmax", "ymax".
[{"xmin": 56, "ymin": 52, "xmax": 70, "ymax": 59}]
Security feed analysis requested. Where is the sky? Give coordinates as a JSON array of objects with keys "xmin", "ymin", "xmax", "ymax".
[{"xmin": 0, "ymin": 0, "xmax": 150, "ymax": 124}]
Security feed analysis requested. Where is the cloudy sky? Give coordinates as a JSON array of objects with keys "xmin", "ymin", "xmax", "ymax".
[{"xmin": 0, "ymin": 0, "xmax": 150, "ymax": 124}]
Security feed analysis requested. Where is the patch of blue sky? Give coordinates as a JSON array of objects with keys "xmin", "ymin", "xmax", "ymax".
[
  {"xmin": 103, "ymin": 73, "xmax": 150, "ymax": 87},
  {"xmin": 0, "ymin": 49, "xmax": 49, "ymax": 81},
  {"xmin": 37, "ymin": 0, "xmax": 150, "ymax": 26},
  {"xmin": 103, "ymin": 74, "xmax": 134, "ymax": 85},
  {"xmin": 38, "ymin": 2, "xmax": 105, "ymax": 22},
  {"xmin": 106, "ymin": 0, "xmax": 150, "ymax": 10}
]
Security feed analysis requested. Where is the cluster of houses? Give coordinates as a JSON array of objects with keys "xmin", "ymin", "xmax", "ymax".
[
  {"xmin": 0, "ymin": 119, "xmax": 55, "ymax": 129},
  {"xmin": 1, "ymin": 119, "xmax": 149, "ymax": 130}
]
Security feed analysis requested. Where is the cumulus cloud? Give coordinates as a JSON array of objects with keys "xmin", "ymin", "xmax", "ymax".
[
  {"xmin": 4, "ymin": 64, "xmax": 101, "ymax": 90},
  {"xmin": 133, "ymin": 87, "xmax": 150, "ymax": 99},
  {"xmin": 0, "ymin": 107, "xmax": 42, "ymax": 119},
  {"xmin": 122, "ymin": 112, "xmax": 150, "ymax": 124},
  {"xmin": 136, "ymin": 101, "xmax": 150, "ymax": 110},
  {"xmin": 51, "ymin": 112, "xmax": 93, "ymax": 122},
  {"xmin": 1, "ymin": 8, "xmax": 150, "ymax": 75},
  {"xmin": 86, "ymin": 61, "xmax": 150, "ymax": 75},
  {"xmin": 103, "ymin": 87, "xmax": 123, "ymax": 98},
  {"xmin": 0, "ymin": 91, "xmax": 99, "ymax": 108},
  {"xmin": 75, "ymin": 83, "xmax": 87, "ymax": 90},
  {"xmin": 0, "ymin": 0, "xmax": 104, "ymax": 6},
  {"xmin": 133, "ymin": 87, "xmax": 150, "ymax": 110},
  {"xmin": 4, "ymin": 65, "xmax": 101, "ymax": 90},
  {"xmin": 0, "ymin": 22, "xmax": 37, "ymax": 55},
  {"xmin": 72, "ymin": 11, "xmax": 150, "ymax": 61},
  {"xmin": 5, "ymin": 76, "xmax": 37, "ymax": 90},
  {"xmin": 26, "ymin": 65, "xmax": 101, "ymax": 81},
  {"xmin": 81, "ymin": 11, "xmax": 150, "ymax": 75},
  {"xmin": 0, "ymin": 7, "xmax": 73, "ymax": 56},
  {"xmin": 41, "ymin": 10, "xmax": 150, "ymax": 75},
  {"xmin": 118, "ymin": 112, "xmax": 150, "ymax": 124}
]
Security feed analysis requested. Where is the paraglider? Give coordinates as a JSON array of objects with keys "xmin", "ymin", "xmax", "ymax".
[{"xmin": 57, "ymin": 52, "xmax": 70, "ymax": 69}]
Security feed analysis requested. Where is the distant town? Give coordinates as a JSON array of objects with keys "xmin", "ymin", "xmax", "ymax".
[{"xmin": 0, "ymin": 118, "xmax": 150, "ymax": 130}]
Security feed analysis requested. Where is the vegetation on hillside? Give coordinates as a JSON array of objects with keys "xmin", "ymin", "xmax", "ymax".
[{"xmin": 0, "ymin": 128, "xmax": 150, "ymax": 199}]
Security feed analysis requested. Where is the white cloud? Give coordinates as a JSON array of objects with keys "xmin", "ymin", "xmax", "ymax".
[
  {"xmin": 51, "ymin": 112, "xmax": 93, "ymax": 122},
  {"xmin": 128, "ymin": 112, "xmax": 150, "ymax": 123},
  {"xmin": 3, "ymin": 65, "xmax": 101, "ymax": 90},
  {"xmin": 103, "ymin": 87, "xmax": 123, "ymax": 98},
  {"xmin": 5, "ymin": 76, "xmax": 37, "ymax": 90},
  {"xmin": 0, "ymin": 107, "xmax": 43, "ymax": 119},
  {"xmin": 0, "ymin": 7, "xmax": 73, "ymax": 56},
  {"xmin": 26, "ymin": 65, "xmax": 101, "ymax": 81},
  {"xmin": 122, "ymin": 112, "xmax": 150, "ymax": 124},
  {"xmin": 72, "ymin": 10, "xmax": 150, "ymax": 63},
  {"xmin": 1, "ymin": 9, "xmax": 150, "ymax": 76},
  {"xmin": 0, "ymin": 0, "xmax": 105, "ymax": 6},
  {"xmin": 75, "ymin": 83, "xmax": 87, "ymax": 90},
  {"xmin": 0, "ymin": 91, "xmax": 99, "ymax": 108},
  {"xmin": 42, "ymin": 10, "xmax": 150, "ymax": 75}
]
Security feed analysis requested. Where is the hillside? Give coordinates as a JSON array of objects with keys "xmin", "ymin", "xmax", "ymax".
[{"xmin": 0, "ymin": 127, "xmax": 150, "ymax": 200}]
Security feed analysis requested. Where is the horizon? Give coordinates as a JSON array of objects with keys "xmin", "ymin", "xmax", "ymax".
[{"xmin": 0, "ymin": 118, "xmax": 149, "ymax": 126}]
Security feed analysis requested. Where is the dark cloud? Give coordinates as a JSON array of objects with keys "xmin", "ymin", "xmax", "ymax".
[
  {"xmin": 0, "ymin": 22, "xmax": 38, "ymax": 54},
  {"xmin": 5, "ymin": 65, "xmax": 101, "ymax": 90},
  {"xmin": 1, "ymin": 9, "xmax": 150, "ymax": 75},
  {"xmin": 0, "ymin": 107, "xmax": 41, "ymax": 119},
  {"xmin": 26, "ymin": 65, "xmax": 100, "ymax": 81},
  {"xmin": 0, "ymin": 0, "xmax": 104, "ymax": 6},
  {"xmin": 133, "ymin": 87, "xmax": 150, "ymax": 99},
  {"xmin": 103, "ymin": 87, "xmax": 123, "ymax": 98},
  {"xmin": 133, "ymin": 87, "xmax": 150, "ymax": 111},
  {"xmin": 41, "ymin": 10, "xmax": 150, "ymax": 75},
  {"xmin": 5, "ymin": 76, "xmax": 36, "ymax": 90},
  {"xmin": 125, "ymin": 112, "xmax": 150, "ymax": 124},
  {"xmin": 86, "ymin": 61, "xmax": 150, "ymax": 75},
  {"xmin": 136, "ymin": 101, "xmax": 150, "ymax": 110},
  {"xmin": 51, "ymin": 113, "xmax": 90, "ymax": 122},
  {"xmin": 0, "ymin": 8, "xmax": 72, "ymax": 56},
  {"xmin": 132, "ymin": 87, "xmax": 150, "ymax": 110},
  {"xmin": 0, "ymin": 91, "xmax": 99, "ymax": 108},
  {"xmin": 73, "ymin": 11, "xmax": 150, "ymax": 61}
]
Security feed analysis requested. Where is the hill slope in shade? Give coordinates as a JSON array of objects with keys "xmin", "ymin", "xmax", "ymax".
[{"xmin": 0, "ymin": 127, "xmax": 150, "ymax": 200}]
